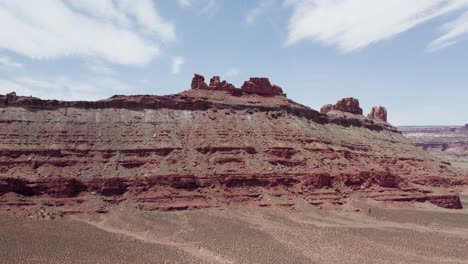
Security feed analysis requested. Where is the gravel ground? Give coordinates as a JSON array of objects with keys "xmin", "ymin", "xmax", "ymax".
[{"xmin": 1, "ymin": 199, "xmax": 468, "ymax": 264}]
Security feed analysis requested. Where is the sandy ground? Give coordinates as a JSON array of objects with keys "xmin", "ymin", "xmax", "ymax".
[
  {"xmin": 452, "ymin": 161, "xmax": 468, "ymax": 172},
  {"xmin": 1, "ymin": 198, "xmax": 468, "ymax": 264}
]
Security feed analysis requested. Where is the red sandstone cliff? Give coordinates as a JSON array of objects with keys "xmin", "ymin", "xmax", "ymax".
[{"xmin": 0, "ymin": 75, "xmax": 466, "ymax": 213}]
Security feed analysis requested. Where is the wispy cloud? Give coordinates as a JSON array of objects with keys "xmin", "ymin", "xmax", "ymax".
[
  {"xmin": 200, "ymin": 0, "xmax": 218, "ymax": 16},
  {"xmin": 0, "ymin": 76, "xmax": 135, "ymax": 101},
  {"xmin": 224, "ymin": 68, "xmax": 240, "ymax": 77},
  {"xmin": 285, "ymin": 0, "xmax": 468, "ymax": 52},
  {"xmin": 0, "ymin": 0, "xmax": 176, "ymax": 65},
  {"xmin": 0, "ymin": 79, "xmax": 33, "ymax": 95},
  {"xmin": 171, "ymin": 56, "xmax": 185, "ymax": 74},
  {"xmin": 178, "ymin": 0, "xmax": 192, "ymax": 8},
  {"xmin": 0, "ymin": 56, "xmax": 23, "ymax": 68},
  {"xmin": 428, "ymin": 10, "xmax": 468, "ymax": 51},
  {"xmin": 177, "ymin": 0, "xmax": 218, "ymax": 16},
  {"xmin": 246, "ymin": 0, "xmax": 273, "ymax": 25},
  {"xmin": 87, "ymin": 61, "xmax": 117, "ymax": 76}
]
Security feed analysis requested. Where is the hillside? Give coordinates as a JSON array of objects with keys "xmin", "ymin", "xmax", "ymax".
[{"xmin": 0, "ymin": 75, "xmax": 466, "ymax": 214}]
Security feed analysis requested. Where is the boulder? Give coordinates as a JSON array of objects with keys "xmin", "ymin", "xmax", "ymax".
[
  {"xmin": 368, "ymin": 106, "xmax": 388, "ymax": 122},
  {"xmin": 320, "ymin": 97, "xmax": 363, "ymax": 115}
]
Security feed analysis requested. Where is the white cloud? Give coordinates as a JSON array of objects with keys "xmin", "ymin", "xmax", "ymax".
[
  {"xmin": 0, "ymin": 79, "xmax": 33, "ymax": 95},
  {"xmin": 87, "ymin": 61, "xmax": 117, "ymax": 75},
  {"xmin": 1, "ymin": 76, "xmax": 135, "ymax": 101},
  {"xmin": 428, "ymin": 11, "xmax": 468, "ymax": 51},
  {"xmin": 66, "ymin": 0, "xmax": 130, "ymax": 25},
  {"xmin": 0, "ymin": 0, "xmax": 176, "ymax": 65},
  {"xmin": 116, "ymin": 0, "xmax": 176, "ymax": 42},
  {"xmin": 171, "ymin": 56, "xmax": 185, "ymax": 74},
  {"xmin": 200, "ymin": 0, "xmax": 218, "ymax": 16},
  {"xmin": 0, "ymin": 56, "xmax": 23, "ymax": 68},
  {"xmin": 285, "ymin": 0, "xmax": 468, "ymax": 52},
  {"xmin": 246, "ymin": 0, "xmax": 273, "ymax": 25},
  {"xmin": 178, "ymin": 0, "xmax": 218, "ymax": 16},
  {"xmin": 224, "ymin": 68, "xmax": 240, "ymax": 77},
  {"xmin": 178, "ymin": 0, "xmax": 192, "ymax": 8}
]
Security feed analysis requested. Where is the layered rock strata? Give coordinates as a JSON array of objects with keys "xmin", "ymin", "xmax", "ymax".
[
  {"xmin": 0, "ymin": 75, "xmax": 466, "ymax": 213},
  {"xmin": 400, "ymin": 126, "xmax": 468, "ymax": 172}
]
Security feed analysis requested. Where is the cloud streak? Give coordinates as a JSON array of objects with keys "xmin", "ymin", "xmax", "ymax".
[
  {"xmin": 0, "ymin": 76, "xmax": 135, "ymax": 101},
  {"xmin": 286, "ymin": 0, "xmax": 468, "ymax": 52},
  {"xmin": 246, "ymin": 0, "xmax": 273, "ymax": 25},
  {"xmin": 178, "ymin": 0, "xmax": 192, "ymax": 8},
  {"xmin": 224, "ymin": 68, "xmax": 240, "ymax": 77},
  {"xmin": 428, "ymin": 10, "xmax": 468, "ymax": 51},
  {"xmin": 171, "ymin": 56, "xmax": 185, "ymax": 74},
  {"xmin": 0, "ymin": 56, "xmax": 23, "ymax": 68},
  {"xmin": 0, "ymin": 0, "xmax": 176, "ymax": 65}
]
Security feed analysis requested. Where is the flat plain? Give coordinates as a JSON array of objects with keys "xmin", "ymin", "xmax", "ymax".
[{"xmin": 1, "ymin": 196, "xmax": 468, "ymax": 264}]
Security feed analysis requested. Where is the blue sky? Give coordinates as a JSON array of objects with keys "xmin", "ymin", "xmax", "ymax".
[{"xmin": 0, "ymin": 0, "xmax": 467, "ymax": 125}]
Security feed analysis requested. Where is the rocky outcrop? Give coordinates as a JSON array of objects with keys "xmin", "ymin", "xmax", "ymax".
[
  {"xmin": 240, "ymin": 77, "xmax": 285, "ymax": 96},
  {"xmin": 0, "ymin": 76, "xmax": 466, "ymax": 214},
  {"xmin": 191, "ymin": 74, "xmax": 209, "ymax": 90},
  {"xmin": 368, "ymin": 106, "xmax": 388, "ymax": 122},
  {"xmin": 190, "ymin": 74, "xmax": 285, "ymax": 97},
  {"xmin": 209, "ymin": 76, "xmax": 236, "ymax": 91},
  {"xmin": 320, "ymin": 97, "xmax": 363, "ymax": 115}
]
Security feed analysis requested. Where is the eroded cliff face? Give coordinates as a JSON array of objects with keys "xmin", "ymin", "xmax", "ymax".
[{"xmin": 0, "ymin": 75, "xmax": 466, "ymax": 213}]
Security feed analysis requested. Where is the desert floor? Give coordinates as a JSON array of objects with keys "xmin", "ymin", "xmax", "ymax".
[{"xmin": 1, "ymin": 196, "xmax": 468, "ymax": 264}]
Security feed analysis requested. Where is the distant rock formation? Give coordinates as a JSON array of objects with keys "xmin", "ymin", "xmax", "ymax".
[
  {"xmin": 465, "ymin": 124, "xmax": 468, "ymax": 130},
  {"xmin": 190, "ymin": 74, "xmax": 285, "ymax": 97},
  {"xmin": 368, "ymin": 106, "xmax": 388, "ymax": 122},
  {"xmin": 191, "ymin": 74, "xmax": 209, "ymax": 90},
  {"xmin": 240, "ymin": 77, "xmax": 285, "ymax": 96},
  {"xmin": 2, "ymin": 92, "xmax": 18, "ymax": 104},
  {"xmin": 209, "ymin": 76, "xmax": 236, "ymax": 91},
  {"xmin": 320, "ymin": 97, "xmax": 363, "ymax": 115}
]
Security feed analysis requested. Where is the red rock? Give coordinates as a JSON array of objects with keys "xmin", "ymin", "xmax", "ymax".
[
  {"xmin": 427, "ymin": 195, "xmax": 463, "ymax": 209},
  {"xmin": 191, "ymin": 74, "xmax": 208, "ymax": 90},
  {"xmin": 191, "ymin": 75, "xmax": 285, "ymax": 96},
  {"xmin": 320, "ymin": 97, "xmax": 363, "ymax": 115},
  {"xmin": 0, "ymin": 75, "xmax": 466, "ymax": 213},
  {"xmin": 209, "ymin": 76, "xmax": 236, "ymax": 91},
  {"xmin": 368, "ymin": 106, "xmax": 388, "ymax": 122},
  {"xmin": 320, "ymin": 104, "xmax": 334, "ymax": 114},
  {"xmin": 240, "ymin": 77, "xmax": 285, "ymax": 96},
  {"xmin": 209, "ymin": 76, "xmax": 221, "ymax": 88}
]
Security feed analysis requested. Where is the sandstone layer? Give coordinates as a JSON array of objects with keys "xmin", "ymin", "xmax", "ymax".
[{"xmin": 0, "ymin": 75, "xmax": 466, "ymax": 213}]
